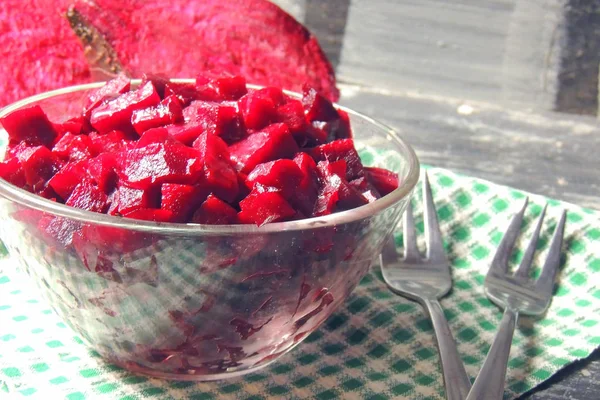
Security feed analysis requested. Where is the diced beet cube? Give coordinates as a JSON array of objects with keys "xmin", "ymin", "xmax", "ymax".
[
  {"xmin": 16, "ymin": 145, "xmax": 60, "ymax": 190},
  {"xmin": 80, "ymin": 224, "xmax": 151, "ymax": 253},
  {"xmin": 313, "ymin": 161, "xmax": 368, "ymax": 216},
  {"xmin": 238, "ymin": 190, "xmax": 296, "ymax": 226},
  {"xmin": 336, "ymin": 109, "xmax": 353, "ymax": 139},
  {"xmin": 193, "ymin": 132, "xmax": 239, "ymax": 202},
  {"xmin": 245, "ymin": 159, "xmax": 303, "ymax": 199},
  {"xmin": 90, "ymin": 81, "xmax": 161, "ymax": 135},
  {"xmin": 66, "ymin": 179, "xmax": 108, "ymax": 213},
  {"xmin": 83, "ymin": 73, "xmax": 131, "ymax": 117},
  {"xmin": 135, "ymin": 127, "xmax": 172, "ymax": 148},
  {"xmin": 364, "ymin": 167, "xmax": 399, "ymax": 196},
  {"xmin": 131, "ymin": 95, "xmax": 184, "ymax": 134},
  {"xmin": 182, "ymin": 101, "xmax": 245, "ymax": 144},
  {"xmin": 0, "ymin": 158, "xmax": 26, "ymax": 187},
  {"xmin": 38, "ymin": 215, "xmax": 80, "ymax": 249},
  {"xmin": 239, "ymin": 90, "xmax": 277, "ymax": 130},
  {"xmin": 302, "ymin": 85, "xmax": 339, "ymax": 123},
  {"xmin": 260, "ymin": 87, "xmax": 286, "ymax": 107},
  {"xmin": 140, "ymin": 73, "xmax": 170, "ymax": 99},
  {"xmin": 291, "ymin": 152, "xmax": 319, "ymax": 215},
  {"xmin": 165, "ymin": 121, "xmax": 206, "ymax": 146},
  {"xmin": 0, "ymin": 105, "xmax": 58, "ymax": 147},
  {"xmin": 309, "ymin": 139, "xmax": 365, "ymax": 180},
  {"xmin": 107, "ymin": 185, "xmax": 160, "ymax": 215},
  {"xmin": 86, "ymin": 154, "xmax": 118, "ymax": 194},
  {"xmin": 229, "ymin": 123, "xmax": 299, "ymax": 174},
  {"xmin": 117, "ymin": 141, "xmax": 203, "ymax": 189},
  {"xmin": 48, "ymin": 160, "xmax": 88, "ymax": 199},
  {"xmin": 161, "ymin": 183, "xmax": 208, "ymax": 222},
  {"xmin": 52, "ymin": 133, "xmax": 94, "ymax": 162},
  {"xmin": 192, "ymin": 194, "xmax": 238, "ymax": 224},
  {"xmin": 123, "ymin": 208, "xmax": 174, "ymax": 223},
  {"xmin": 276, "ymin": 99, "xmax": 309, "ymax": 145},
  {"xmin": 350, "ymin": 176, "xmax": 381, "ymax": 203},
  {"xmin": 317, "ymin": 159, "xmax": 347, "ymax": 179},
  {"xmin": 53, "ymin": 115, "xmax": 85, "ymax": 136},
  {"xmin": 89, "ymin": 130, "xmax": 131, "ymax": 154},
  {"xmin": 210, "ymin": 76, "xmax": 247, "ymax": 100},
  {"xmin": 164, "ymin": 82, "xmax": 199, "ymax": 106}
]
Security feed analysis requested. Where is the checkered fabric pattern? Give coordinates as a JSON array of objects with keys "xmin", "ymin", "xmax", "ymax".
[{"xmin": 1, "ymin": 164, "xmax": 598, "ymax": 400}]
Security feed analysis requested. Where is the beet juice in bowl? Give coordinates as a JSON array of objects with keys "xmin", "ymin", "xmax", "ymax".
[{"xmin": 0, "ymin": 75, "xmax": 419, "ymax": 380}]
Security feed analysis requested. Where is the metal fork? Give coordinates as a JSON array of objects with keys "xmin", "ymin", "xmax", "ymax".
[
  {"xmin": 466, "ymin": 198, "xmax": 567, "ymax": 400},
  {"xmin": 380, "ymin": 172, "xmax": 471, "ymax": 400}
]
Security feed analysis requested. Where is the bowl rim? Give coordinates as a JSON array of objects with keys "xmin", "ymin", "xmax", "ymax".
[{"xmin": 0, "ymin": 79, "xmax": 420, "ymax": 235}]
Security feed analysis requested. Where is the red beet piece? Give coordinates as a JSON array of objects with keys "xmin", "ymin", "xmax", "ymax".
[
  {"xmin": 90, "ymin": 81, "xmax": 161, "ymax": 135},
  {"xmin": 0, "ymin": 105, "xmax": 57, "ymax": 147},
  {"xmin": 117, "ymin": 141, "xmax": 203, "ymax": 189},
  {"xmin": 210, "ymin": 76, "xmax": 247, "ymax": 100},
  {"xmin": 135, "ymin": 127, "xmax": 171, "ymax": 148},
  {"xmin": 161, "ymin": 183, "xmax": 208, "ymax": 222},
  {"xmin": 192, "ymin": 194, "xmax": 238, "ymax": 224},
  {"xmin": 193, "ymin": 132, "xmax": 239, "ymax": 202},
  {"xmin": 48, "ymin": 160, "xmax": 88, "ymax": 200},
  {"xmin": 54, "ymin": 115, "xmax": 86, "ymax": 136},
  {"xmin": 238, "ymin": 190, "xmax": 296, "ymax": 226},
  {"xmin": 131, "ymin": 95, "xmax": 184, "ymax": 134},
  {"xmin": 16, "ymin": 145, "xmax": 60, "ymax": 191},
  {"xmin": 238, "ymin": 90, "xmax": 277, "ymax": 130},
  {"xmin": 302, "ymin": 86, "xmax": 339, "ymax": 123},
  {"xmin": 86, "ymin": 154, "xmax": 118, "ymax": 194},
  {"xmin": 52, "ymin": 133, "xmax": 94, "ymax": 162},
  {"xmin": 180, "ymin": 100, "xmax": 245, "ymax": 144},
  {"xmin": 83, "ymin": 73, "xmax": 131, "ymax": 117},
  {"xmin": 66, "ymin": 179, "xmax": 108, "ymax": 213},
  {"xmin": 313, "ymin": 161, "xmax": 368, "ymax": 216},
  {"xmin": 245, "ymin": 159, "xmax": 303, "ymax": 199},
  {"xmin": 164, "ymin": 82, "xmax": 199, "ymax": 106},
  {"xmin": 89, "ymin": 130, "xmax": 131, "ymax": 154},
  {"xmin": 309, "ymin": 139, "xmax": 365, "ymax": 180},
  {"xmin": 349, "ymin": 176, "xmax": 381, "ymax": 203},
  {"xmin": 0, "ymin": 158, "xmax": 26, "ymax": 187},
  {"xmin": 276, "ymin": 99, "xmax": 309, "ymax": 145},
  {"xmin": 165, "ymin": 121, "xmax": 206, "ymax": 146},
  {"xmin": 364, "ymin": 167, "xmax": 399, "ymax": 196},
  {"xmin": 229, "ymin": 123, "xmax": 299, "ymax": 174},
  {"xmin": 140, "ymin": 73, "xmax": 170, "ymax": 99},
  {"xmin": 108, "ymin": 185, "xmax": 160, "ymax": 216},
  {"xmin": 291, "ymin": 152, "xmax": 319, "ymax": 215},
  {"xmin": 123, "ymin": 208, "xmax": 174, "ymax": 222}
]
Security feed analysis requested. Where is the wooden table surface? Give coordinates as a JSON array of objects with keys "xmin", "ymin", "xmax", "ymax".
[{"xmin": 274, "ymin": 0, "xmax": 600, "ymax": 398}]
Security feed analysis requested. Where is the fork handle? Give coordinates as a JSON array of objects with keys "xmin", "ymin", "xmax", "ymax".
[
  {"xmin": 424, "ymin": 299, "xmax": 472, "ymax": 400},
  {"xmin": 466, "ymin": 308, "xmax": 519, "ymax": 400}
]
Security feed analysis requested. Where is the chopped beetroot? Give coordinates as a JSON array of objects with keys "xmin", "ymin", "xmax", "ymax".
[
  {"xmin": 16, "ymin": 145, "xmax": 60, "ymax": 191},
  {"xmin": 364, "ymin": 167, "xmax": 400, "ymax": 196},
  {"xmin": 83, "ymin": 73, "xmax": 131, "ymax": 117},
  {"xmin": 165, "ymin": 121, "xmax": 206, "ymax": 146},
  {"xmin": 164, "ymin": 82, "xmax": 199, "ymax": 106},
  {"xmin": 52, "ymin": 133, "xmax": 94, "ymax": 162},
  {"xmin": 182, "ymin": 101, "xmax": 245, "ymax": 144},
  {"xmin": 135, "ymin": 127, "xmax": 172, "ymax": 148},
  {"xmin": 89, "ymin": 130, "xmax": 131, "ymax": 154},
  {"xmin": 193, "ymin": 132, "xmax": 239, "ymax": 202},
  {"xmin": 238, "ymin": 190, "xmax": 296, "ymax": 226},
  {"xmin": 65, "ymin": 179, "xmax": 108, "ymax": 213},
  {"xmin": 161, "ymin": 183, "xmax": 208, "ymax": 222},
  {"xmin": 86, "ymin": 154, "xmax": 118, "ymax": 194},
  {"xmin": 192, "ymin": 194, "xmax": 238, "ymax": 224},
  {"xmin": 0, "ymin": 158, "xmax": 26, "ymax": 188},
  {"xmin": 229, "ymin": 123, "xmax": 299, "ymax": 174},
  {"xmin": 90, "ymin": 81, "xmax": 161, "ymax": 135},
  {"xmin": 0, "ymin": 105, "xmax": 57, "ymax": 147},
  {"xmin": 131, "ymin": 95, "xmax": 184, "ymax": 134},
  {"xmin": 259, "ymin": 87, "xmax": 286, "ymax": 107},
  {"xmin": 108, "ymin": 185, "xmax": 160, "ymax": 216},
  {"xmin": 335, "ymin": 109, "xmax": 353, "ymax": 139},
  {"xmin": 48, "ymin": 160, "xmax": 88, "ymax": 199},
  {"xmin": 117, "ymin": 141, "xmax": 203, "ymax": 189},
  {"xmin": 349, "ymin": 176, "xmax": 381, "ymax": 203},
  {"xmin": 291, "ymin": 152, "xmax": 319, "ymax": 215},
  {"xmin": 210, "ymin": 76, "xmax": 248, "ymax": 100},
  {"xmin": 238, "ymin": 90, "xmax": 277, "ymax": 130},
  {"xmin": 314, "ymin": 161, "xmax": 368, "ymax": 215},
  {"xmin": 54, "ymin": 115, "xmax": 86, "ymax": 137},
  {"xmin": 276, "ymin": 100, "xmax": 308, "ymax": 145},
  {"xmin": 302, "ymin": 86, "xmax": 339, "ymax": 123},
  {"xmin": 310, "ymin": 139, "xmax": 365, "ymax": 180},
  {"xmin": 140, "ymin": 73, "xmax": 170, "ymax": 99},
  {"xmin": 123, "ymin": 208, "xmax": 174, "ymax": 222},
  {"xmin": 245, "ymin": 159, "xmax": 303, "ymax": 199}
]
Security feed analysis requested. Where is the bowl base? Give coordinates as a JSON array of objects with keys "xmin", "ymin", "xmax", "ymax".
[{"xmin": 112, "ymin": 358, "xmax": 279, "ymax": 382}]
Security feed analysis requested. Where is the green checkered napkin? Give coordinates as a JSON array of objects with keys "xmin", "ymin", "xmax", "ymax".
[{"xmin": 1, "ymin": 167, "xmax": 599, "ymax": 400}]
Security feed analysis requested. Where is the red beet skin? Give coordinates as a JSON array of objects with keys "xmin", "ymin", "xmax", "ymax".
[{"xmin": 0, "ymin": 73, "xmax": 399, "ymax": 229}]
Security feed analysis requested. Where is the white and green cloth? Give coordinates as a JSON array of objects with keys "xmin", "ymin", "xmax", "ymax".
[{"xmin": 0, "ymin": 166, "xmax": 598, "ymax": 400}]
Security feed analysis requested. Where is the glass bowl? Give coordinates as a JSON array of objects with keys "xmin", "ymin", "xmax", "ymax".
[{"xmin": 0, "ymin": 80, "xmax": 419, "ymax": 381}]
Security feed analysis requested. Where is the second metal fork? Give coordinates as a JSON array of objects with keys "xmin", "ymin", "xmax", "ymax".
[{"xmin": 381, "ymin": 172, "xmax": 471, "ymax": 400}]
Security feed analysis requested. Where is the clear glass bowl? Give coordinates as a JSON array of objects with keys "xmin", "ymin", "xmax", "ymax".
[{"xmin": 0, "ymin": 81, "xmax": 419, "ymax": 381}]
